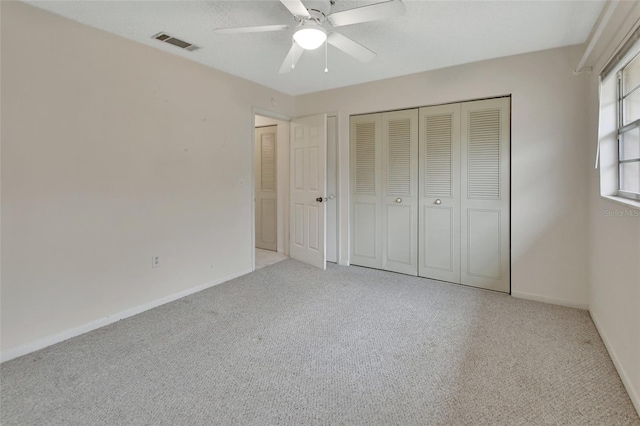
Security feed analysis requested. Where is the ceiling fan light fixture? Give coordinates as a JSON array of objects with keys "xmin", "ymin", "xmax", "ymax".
[{"xmin": 293, "ymin": 27, "xmax": 327, "ymax": 50}]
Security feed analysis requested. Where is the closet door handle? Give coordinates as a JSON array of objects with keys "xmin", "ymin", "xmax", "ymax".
[
  {"xmin": 434, "ymin": 199, "xmax": 442, "ymax": 205},
  {"xmin": 395, "ymin": 198, "xmax": 403, "ymax": 203}
]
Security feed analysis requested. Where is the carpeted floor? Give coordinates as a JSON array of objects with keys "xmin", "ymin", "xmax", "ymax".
[{"xmin": 2, "ymin": 259, "xmax": 639, "ymax": 425}]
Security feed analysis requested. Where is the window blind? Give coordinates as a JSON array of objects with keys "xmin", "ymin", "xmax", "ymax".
[{"xmin": 601, "ymin": 21, "xmax": 640, "ymax": 79}]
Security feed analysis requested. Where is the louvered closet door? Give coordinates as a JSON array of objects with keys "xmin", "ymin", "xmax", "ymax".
[
  {"xmin": 460, "ymin": 98, "xmax": 510, "ymax": 292},
  {"xmin": 382, "ymin": 110, "xmax": 418, "ymax": 275},
  {"xmin": 418, "ymin": 104, "xmax": 461, "ymax": 282},
  {"xmin": 350, "ymin": 114, "xmax": 382, "ymax": 269},
  {"xmin": 255, "ymin": 126, "xmax": 277, "ymax": 251}
]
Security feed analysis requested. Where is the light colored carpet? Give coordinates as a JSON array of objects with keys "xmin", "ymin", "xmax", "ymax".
[
  {"xmin": 2, "ymin": 259, "xmax": 639, "ymax": 425},
  {"xmin": 255, "ymin": 248, "xmax": 287, "ymax": 270}
]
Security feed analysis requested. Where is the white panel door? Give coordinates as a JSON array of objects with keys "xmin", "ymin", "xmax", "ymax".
[
  {"xmin": 418, "ymin": 104, "xmax": 461, "ymax": 282},
  {"xmin": 255, "ymin": 126, "xmax": 277, "ymax": 251},
  {"xmin": 382, "ymin": 109, "xmax": 418, "ymax": 275},
  {"xmin": 290, "ymin": 113, "xmax": 327, "ymax": 269},
  {"xmin": 326, "ymin": 116, "xmax": 338, "ymax": 263},
  {"xmin": 460, "ymin": 98, "xmax": 510, "ymax": 292},
  {"xmin": 350, "ymin": 113, "xmax": 382, "ymax": 269}
]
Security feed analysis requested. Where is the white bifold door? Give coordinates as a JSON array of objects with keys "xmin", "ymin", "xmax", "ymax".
[
  {"xmin": 350, "ymin": 109, "xmax": 419, "ymax": 275},
  {"xmin": 418, "ymin": 103, "xmax": 461, "ymax": 283},
  {"xmin": 255, "ymin": 125, "xmax": 278, "ymax": 251},
  {"xmin": 351, "ymin": 97, "xmax": 510, "ymax": 293},
  {"xmin": 290, "ymin": 113, "xmax": 327, "ymax": 269},
  {"xmin": 459, "ymin": 99, "xmax": 510, "ymax": 292}
]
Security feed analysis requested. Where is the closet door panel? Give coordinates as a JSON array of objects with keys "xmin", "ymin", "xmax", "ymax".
[
  {"xmin": 423, "ymin": 206, "xmax": 454, "ymax": 271},
  {"xmin": 255, "ymin": 126, "xmax": 278, "ymax": 251},
  {"xmin": 418, "ymin": 104, "xmax": 461, "ymax": 283},
  {"xmin": 353, "ymin": 202, "xmax": 377, "ymax": 258},
  {"xmin": 466, "ymin": 209, "xmax": 502, "ymax": 279},
  {"xmin": 350, "ymin": 114, "xmax": 383, "ymax": 269},
  {"xmin": 382, "ymin": 109, "xmax": 418, "ymax": 276},
  {"xmin": 460, "ymin": 98, "xmax": 510, "ymax": 293},
  {"xmin": 386, "ymin": 204, "xmax": 413, "ymax": 264}
]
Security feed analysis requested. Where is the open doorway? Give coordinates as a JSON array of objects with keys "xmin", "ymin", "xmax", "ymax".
[
  {"xmin": 254, "ymin": 114, "xmax": 290, "ymax": 270},
  {"xmin": 252, "ymin": 111, "xmax": 339, "ymax": 271}
]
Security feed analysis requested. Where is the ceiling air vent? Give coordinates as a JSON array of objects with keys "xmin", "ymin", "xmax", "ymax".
[{"xmin": 152, "ymin": 32, "xmax": 200, "ymax": 52}]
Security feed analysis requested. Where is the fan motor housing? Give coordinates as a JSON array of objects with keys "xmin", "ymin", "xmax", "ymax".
[{"xmin": 304, "ymin": 0, "xmax": 332, "ymax": 17}]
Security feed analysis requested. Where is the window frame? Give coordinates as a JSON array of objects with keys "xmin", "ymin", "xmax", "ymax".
[{"xmin": 616, "ymin": 51, "xmax": 640, "ymax": 201}]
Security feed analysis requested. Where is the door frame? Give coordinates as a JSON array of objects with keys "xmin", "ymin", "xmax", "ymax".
[
  {"xmin": 251, "ymin": 107, "xmax": 293, "ymax": 271},
  {"xmin": 250, "ymin": 108, "xmax": 342, "ymax": 271},
  {"xmin": 326, "ymin": 113, "xmax": 341, "ymax": 264},
  {"xmin": 346, "ymin": 95, "xmax": 512, "ymax": 293},
  {"xmin": 255, "ymin": 124, "xmax": 278, "ymax": 252}
]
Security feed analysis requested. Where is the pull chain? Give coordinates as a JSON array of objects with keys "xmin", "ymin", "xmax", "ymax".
[{"xmin": 324, "ymin": 40, "xmax": 328, "ymax": 73}]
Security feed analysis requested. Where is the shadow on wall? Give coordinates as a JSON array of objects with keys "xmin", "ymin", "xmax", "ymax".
[{"xmin": 509, "ymin": 123, "xmax": 589, "ymax": 306}]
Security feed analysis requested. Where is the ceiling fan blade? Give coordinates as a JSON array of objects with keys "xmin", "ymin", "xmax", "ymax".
[
  {"xmin": 280, "ymin": 0, "xmax": 310, "ymax": 18},
  {"xmin": 328, "ymin": 0, "xmax": 406, "ymax": 27},
  {"xmin": 327, "ymin": 32, "xmax": 376, "ymax": 63},
  {"xmin": 214, "ymin": 24, "xmax": 290, "ymax": 34},
  {"xmin": 279, "ymin": 43, "xmax": 305, "ymax": 73}
]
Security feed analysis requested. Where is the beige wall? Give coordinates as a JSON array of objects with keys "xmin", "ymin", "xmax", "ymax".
[
  {"xmin": 585, "ymin": 1, "xmax": 640, "ymax": 413},
  {"xmin": 0, "ymin": 1, "xmax": 294, "ymax": 353},
  {"xmin": 296, "ymin": 45, "xmax": 592, "ymax": 308},
  {"xmin": 586, "ymin": 141, "xmax": 640, "ymax": 412}
]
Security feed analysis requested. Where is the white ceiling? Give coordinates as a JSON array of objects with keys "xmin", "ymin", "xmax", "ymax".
[{"xmin": 26, "ymin": 0, "xmax": 605, "ymax": 96}]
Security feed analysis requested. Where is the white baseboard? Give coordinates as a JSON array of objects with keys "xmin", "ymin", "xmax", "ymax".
[
  {"xmin": 590, "ymin": 310, "xmax": 640, "ymax": 417},
  {"xmin": 511, "ymin": 291, "xmax": 588, "ymax": 310},
  {"xmin": 1, "ymin": 268, "xmax": 252, "ymax": 363}
]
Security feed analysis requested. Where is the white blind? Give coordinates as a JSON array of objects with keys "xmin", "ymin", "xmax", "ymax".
[{"xmin": 602, "ymin": 22, "xmax": 640, "ymax": 79}]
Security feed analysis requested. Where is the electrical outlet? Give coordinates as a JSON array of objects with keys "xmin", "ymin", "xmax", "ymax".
[{"xmin": 152, "ymin": 255, "xmax": 160, "ymax": 268}]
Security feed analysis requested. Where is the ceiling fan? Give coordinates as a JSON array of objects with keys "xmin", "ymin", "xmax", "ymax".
[{"xmin": 213, "ymin": 0, "xmax": 406, "ymax": 73}]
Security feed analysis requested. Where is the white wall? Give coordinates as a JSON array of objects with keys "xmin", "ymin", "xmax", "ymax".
[
  {"xmin": 584, "ymin": 1, "xmax": 640, "ymax": 414},
  {"xmin": 0, "ymin": 2, "xmax": 294, "ymax": 356},
  {"xmin": 296, "ymin": 45, "xmax": 592, "ymax": 308},
  {"xmin": 254, "ymin": 115, "xmax": 290, "ymax": 256},
  {"xmin": 587, "ymin": 145, "xmax": 640, "ymax": 413}
]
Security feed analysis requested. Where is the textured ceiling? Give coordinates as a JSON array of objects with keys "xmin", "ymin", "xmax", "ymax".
[{"xmin": 25, "ymin": 0, "xmax": 605, "ymax": 96}]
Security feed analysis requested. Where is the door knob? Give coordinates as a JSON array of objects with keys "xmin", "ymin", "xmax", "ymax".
[
  {"xmin": 328, "ymin": 194, "xmax": 336, "ymax": 200},
  {"xmin": 316, "ymin": 197, "xmax": 324, "ymax": 203},
  {"xmin": 395, "ymin": 198, "xmax": 402, "ymax": 203},
  {"xmin": 435, "ymin": 199, "xmax": 441, "ymax": 205}
]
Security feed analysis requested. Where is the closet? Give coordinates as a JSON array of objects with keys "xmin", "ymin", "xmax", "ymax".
[{"xmin": 350, "ymin": 97, "xmax": 510, "ymax": 293}]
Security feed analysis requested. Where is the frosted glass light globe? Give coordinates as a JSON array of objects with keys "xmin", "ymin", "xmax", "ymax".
[{"xmin": 294, "ymin": 27, "xmax": 327, "ymax": 50}]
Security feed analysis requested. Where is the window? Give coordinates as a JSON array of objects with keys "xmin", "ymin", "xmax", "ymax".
[
  {"xmin": 599, "ymin": 29, "xmax": 640, "ymax": 208},
  {"xmin": 618, "ymin": 53, "xmax": 640, "ymax": 200}
]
